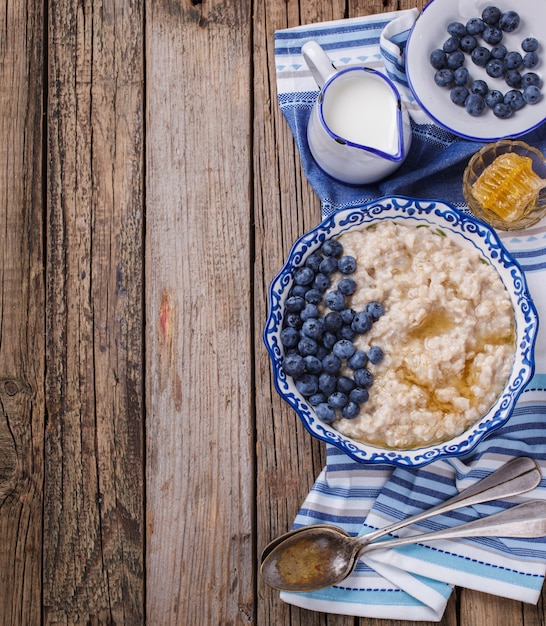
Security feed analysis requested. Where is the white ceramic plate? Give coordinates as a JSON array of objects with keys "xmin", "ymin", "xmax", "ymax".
[
  {"xmin": 406, "ymin": 0, "xmax": 546, "ymax": 140},
  {"xmin": 263, "ymin": 196, "xmax": 538, "ymax": 467}
]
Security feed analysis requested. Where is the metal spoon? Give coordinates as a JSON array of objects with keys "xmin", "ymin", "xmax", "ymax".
[
  {"xmin": 260, "ymin": 456, "xmax": 542, "ymax": 591},
  {"xmin": 261, "ymin": 499, "xmax": 546, "ymax": 592}
]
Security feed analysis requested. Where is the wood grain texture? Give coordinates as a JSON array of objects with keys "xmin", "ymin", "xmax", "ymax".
[
  {"xmin": 145, "ymin": 1, "xmax": 254, "ymax": 623},
  {"xmin": 44, "ymin": 0, "xmax": 145, "ymax": 623},
  {"xmin": 0, "ymin": 0, "xmax": 44, "ymax": 624}
]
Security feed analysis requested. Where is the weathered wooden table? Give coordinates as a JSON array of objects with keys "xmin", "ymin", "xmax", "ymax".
[{"xmin": 1, "ymin": 0, "xmax": 545, "ymax": 624}]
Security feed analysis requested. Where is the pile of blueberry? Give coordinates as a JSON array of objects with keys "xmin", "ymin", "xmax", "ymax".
[
  {"xmin": 430, "ymin": 6, "xmax": 542, "ymax": 118},
  {"xmin": 280, "ymin": 238, "xmax": 384, "ymax": 424}
]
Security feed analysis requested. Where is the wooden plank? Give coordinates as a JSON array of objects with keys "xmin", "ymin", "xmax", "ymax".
[
  {"xmin": 44, "ymin": 0, "xmax": 145, "ymax": 622},
  {"xmin": 0, "ymin": 0, "xmax": 44, "ymax": 624},
  {"xmin": 253, "ymin": 1, "xmax": 369, "ymax": 624},
  {"xmin": 144, "ymin": 1, "xmax": 254, "ymax": 623}
]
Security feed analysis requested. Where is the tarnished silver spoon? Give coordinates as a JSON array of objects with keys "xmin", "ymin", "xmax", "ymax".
[
  {"xmin": 261, "ymin": 499, "xmax": 546, "ymax": 592},
  {"xmin": 260, "ymin": 456, "xmax": 542, "ymax": 592}
]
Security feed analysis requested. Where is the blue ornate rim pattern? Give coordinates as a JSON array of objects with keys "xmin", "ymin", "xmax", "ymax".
[{"xmin": 263, "ymin": 196, "xmax": 539, "ymax": 467}]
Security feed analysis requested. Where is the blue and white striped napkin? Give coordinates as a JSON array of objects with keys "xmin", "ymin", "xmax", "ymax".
[{"xmin": 274, "ymin": 9, "xmax": 546, "ymax": 621}]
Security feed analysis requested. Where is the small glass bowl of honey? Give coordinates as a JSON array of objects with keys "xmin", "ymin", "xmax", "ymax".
[{"xmin": 463, "ymin": 140, "xmax": 546, "ymax": 231}]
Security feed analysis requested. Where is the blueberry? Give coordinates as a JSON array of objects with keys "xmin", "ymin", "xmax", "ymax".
[
  {"xmin": 459, "ymin": 35, "xmax": 477, "ymax": 53},
  {"xmin": 491, "ymin": 44, "xmax": 507, "ymax": 59},
  {"xmin": 434, "ymin": 69, "xmax": 455, "ymax": 88},
  {"xmin": 281, "ymin": 327, "xmax": 299, "ymax": 347},
  {"xmin": 294, "ymin": 266, "xmax": 315, "ymax": 286},
  {"xmin": 305, "ymin": 288, "xmax": 323, "ymax": 304},
  {"xmin": 319, "ymin": 255, "xmax": 338, "ymax": 275},
  {"xmin": 466, "ymin": 17, "xmax": 485, "ymax": 35},
  {"xmin": 301, "ymin": 318, "xmax": 323, "ymax": 340},
  {"xmin": 322, "ymin": 330, "xmax": 337, "ymax": 350},
  {"xmin": 505, "ymin": 69, "xmax": 522, "ymax": 88},
  {"xmin": 321, "ymin": 240, "xmax": 343, "ymax": 257},
  {"xmin": 354, "ymin": 368, "xmax": 373, "ymax": 388},
  {"xmin": 523, "ymin": 52, "xmax": 539, "ymax": 69},
  {"xmin": 328, "ymin": 391, "xmax": 348, "ymax": 409},
  {"xmin": 350, "ymin": 387, "xmax": 369, "ymax": 404},
  {"xmin": 340, "ymin": 308, "xmax": 355, "ymax": 324},
  {"xmin": 485, "ymin": 59, "xmax": 504, "ymax": 78},
  {"xmin": 295, "ymin": 373, "xmax": 319, "ymax": 397},
  {"xmin": 348, "ymin": 349, "xmax": 368, "ymax": 370},
  {"xmin": 285, "ymin": 295, "xmax": 305, "ymax": 312},
  {"xmin": 470, "ymin": 79, "xmax": 488, "ymax": 96},
  {"xmin": 368, "ymin": 346, "xmax": 384, "ymax": 364},
  {"xmin": 285, "ymin": 312, "xmax": 303, "ymax": 329},
  {"xmin": 493, "ymin": 101, "xmax": 513, "ymax": 118},
  {"xmin": 305, "ymin": 252, "xmax": 323, "ymax": 272},
  {"xmin": 308, "ymin": 392, "xmax": 326, "ymax": 406},
  {"xmin": 504, "ymin": 51, "xmax": 522, "ymax": 70},
  {"xmin": 338, "ymin": 277, "xmax": 357, "ymax": 295},
  {"xmin": 522, "ymin": 37, "xmax": 539, "ymax": 53},
  {"xmin": 498, "ymin": 10, "xmax": 520, "ymax": 32},
  {"xmin": 313, "ymin": 272, "xmax": 330, "ymax": 292},
  {"xmin": 282, "ymin": 353, "xmax": 305, "ymax": 377},
  {"xmin": 451, "ymin": 86, "xmax": 469, "ymax": 105},
  {"xmin": 485, "ymin": 89, "xmax": 504, "ymax": 108},
  {"xmin": 337, "ymin": 325, "xmax": 355, "ymax": 341},
  {"xmin": 319, "ymin": 372, "xmax": 337, "ymax": 394},
  {"xmin": 325, "ymin": 289, "xmax": 345, "ymax": 311},
  {"xmin": 304, "ymin": 355, "xmax": 323, "ymax": 374},
  {"xmin": 341, "ymin": 401, "xmax": 360, "ymax": 419},
  {"xmin": 298, "ymin": 337, "xmax": 318, "ymax": 356},
  {"xmin": 300, "ymin": 303, "xmax": 319, "ymax": 320},
  {"xmin": 471, "ymin": 46, "xmax": 491, "ymax": 67},
  {"xmin": 465, "ymin": 93, "xmax": 486, "ymax": 116},
  {"xmin": 315, "ymin": 402, "xmax": 336, "ymax": 423},
  {"xmin": 523, "ymin": 85, "xmax": 542, "ymax": 104},
  {"xmin": 442, "ymin": 36, "xmax": 461, "ymax": 53},
  {"xmin": 366, "ymin": 301, "xmax": 384, "ymax": 320},
  {"xmin": 337, "ymin": 376, "xmax": 356, "ymax": 394},
  {"xmin": 447, "ymin": 21, "xmax": 467, "ymax": 37},
  {"xmin": 290, "ymin": 284, "xmax": 308, "ymax": 297},
  {"xmin": 332, "ymin": 339, "xmax": 355, "ymax": 359},
  {"xmin": 324, "ymin": 311, "xmax": 343, "ymax": 332},
  {"xmin": 321, "ymin": 353, "xmax": 342, "ymax": 375},
  {"xmin": 446, "ymin": 50, "xmax": 465, "ymax": 70},
  {"xmin": 430, "ymin": 48, "xmax": 447, "ymax": 69},
  {"xmin": 454, "ymin": 66, "xmax": 470, "ymax": 85},
  {"xmin": 315, "ymin": 345, "xmax": 328, "ymax": 360},
  {"xmin": 521, "ymin": 72, "xmax": 542, "ymax": 88},
  {"xmin": 504, "ymin": 89, "xmax": 526, "ymax": 110},
  {"xmin": 351, "ymin": 311, "xmax": 373, "ymax": 334},
  {"xmin": 482, "ymin": 6, "xmax": 501, "ymax": 25},
  {"xmin": 482, "ymin": 26, "xmax": 503, "ymax": 45},
  {"xmin": 338, "ymin": 255, "xmax": 357, "ymax": 274}
]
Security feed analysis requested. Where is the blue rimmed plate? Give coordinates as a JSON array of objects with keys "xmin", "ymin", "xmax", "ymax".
[
  {"xmin": 406, "ymin": 0, "xmax": 546, "ymax": 141},
  {"xmin": 263, "ymin": 196, "xmax": 538, "ymax": 467}
]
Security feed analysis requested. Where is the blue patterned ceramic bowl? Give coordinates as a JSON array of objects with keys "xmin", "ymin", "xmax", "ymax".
[{"xmin": 263, "ymin": 196, "xmax": 538, "ymax": 467}]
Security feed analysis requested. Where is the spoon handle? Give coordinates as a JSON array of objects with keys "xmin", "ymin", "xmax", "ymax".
[
  {"xmin": 361, "ymin": 456, "xmax": 541, "ymax": 545},
  {"xmin": 363, "ymin": 500, "xmax": 546, "ymax": 553}
]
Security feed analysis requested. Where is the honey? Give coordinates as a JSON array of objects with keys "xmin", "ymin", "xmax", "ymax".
[{"xmin": 472, "ymin": 153, "xmax": 546, "ymax": 223}]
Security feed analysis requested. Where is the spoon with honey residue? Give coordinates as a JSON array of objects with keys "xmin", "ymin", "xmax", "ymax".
[{"xmin": 260, "ymin": 457, "xmax": 541, "ymax": 592}]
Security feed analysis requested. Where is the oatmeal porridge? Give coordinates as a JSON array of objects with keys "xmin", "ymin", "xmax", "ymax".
[{"xmin": 330, "ymin": 220, "xmax": 515, "ymax": 449}]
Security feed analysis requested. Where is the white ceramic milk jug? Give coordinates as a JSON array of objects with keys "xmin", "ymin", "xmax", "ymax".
[{"xmin": 302, "ymin": 41, "xmax": 412, "ymax": 185}]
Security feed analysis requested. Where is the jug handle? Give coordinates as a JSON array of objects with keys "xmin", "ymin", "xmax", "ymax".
[{"xmin": 301, "ymin": 41, "xmax": 336, "ymax": 89}]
